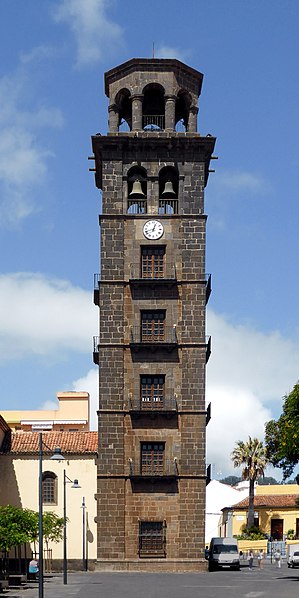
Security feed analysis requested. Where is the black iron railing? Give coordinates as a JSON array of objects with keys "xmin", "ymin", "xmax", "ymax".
[
  {"xmin": 128, "ymin": 458, "xmax": 178, "ymax": 477},
  {"xmin": 143, "ymin": 115, "xmax": 165, "ymax": 130},
  {"xmin": 129, "ymin": 396, "xmax": 177, "ymax": 412},
  {"xmin": 130, "ymin": 326, "xmax": 178, "ymax": 345},
  {"xmin": 129, "ymin": 263, "xmax": 176, "ymax": 281}
]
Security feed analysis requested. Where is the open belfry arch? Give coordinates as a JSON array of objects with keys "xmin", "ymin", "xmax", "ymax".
[{"xmin": 91, "ymin": 58, "xmax": 216, "ymax": 572}]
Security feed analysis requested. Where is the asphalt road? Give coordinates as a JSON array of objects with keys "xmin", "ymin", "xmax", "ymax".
[{"xmin": 9, "ymin": 563, "xmax": 299, "ymax": 598}]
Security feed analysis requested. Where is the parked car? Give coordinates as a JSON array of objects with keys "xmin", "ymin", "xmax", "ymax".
[{"xmin": 288, "ymin": 550, "xmax": 299, "ymax": 568}]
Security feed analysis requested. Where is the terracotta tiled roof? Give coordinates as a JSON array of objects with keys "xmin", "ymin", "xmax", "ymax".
[
  {"xmin": 1, "ymin": 431, "xmax": 98, "ymax": 455},
  {"xmin": 230, "ymin": 494, "xmax": 299, "ymax": 510}
]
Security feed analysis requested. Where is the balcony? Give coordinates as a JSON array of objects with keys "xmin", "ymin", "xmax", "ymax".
[
  {"xmin": 130, "ymin": 325, "xmax": 178, "ymax": 352},
  {"xmin": 206, "ymin": 402, "xmax": 211, "ymax": 426},
  {"xmin": 205, "ymin": 336, "xmax": 211, "ymax": 363},
  {"xmin": 93, "ymin": 336, "xmax": 100, "ymax": 364},
  {"xmin": 206, "ymin": 464, "xmax": 212, "ymax": 486},
  {"xmin": 142, "ymin": 115, "xmax": 164, "ymax": 130},
  {"xmin": 205, "ymin": 273, "xmax": 212, "ymax": 304},
  {"xmin": 129, "ymin": 264, "xmax": 177, "ymax": 287},
  {"xmin": 93, "ymin": 273, "xmax": 100, "ymax": 305},
  {"xmin": 128, "ymin": 395, "xmax": 177, "ymax": 415},
  {"xmin": 128, "ymin": 458, "xmax": 178, "ymax": 479}
]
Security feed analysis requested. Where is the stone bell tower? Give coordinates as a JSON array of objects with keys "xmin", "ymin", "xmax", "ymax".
[{"xmin": 91, "ymin": 58, "xmax": 216, "ymax": 572}]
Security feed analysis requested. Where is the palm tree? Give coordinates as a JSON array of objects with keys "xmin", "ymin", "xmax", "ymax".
[{"xmin": 231, "ymin": 436, "xmax": 268, "ymax": 529}]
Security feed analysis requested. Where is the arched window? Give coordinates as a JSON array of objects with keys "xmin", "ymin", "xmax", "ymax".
[
  {"xmin": 142, "ymin": 84, "xmax": 165, "ymax": 131},
  {"xmin": 175, "ymin": 90, "xmax": 192, "ymax": 132},
  {"xmin": 127, "ymin": 166, "xmax": 147, "ymax": 214},
  {"xmin": 158, "ymin": 166, "xmax": 179, "ymax": 214},
  {"xmin": 115, "ymin": 88, "xmax": 132, "ymax": 131},
  {"xmin": 42, "ymin": 471, "xmax": 57, "ymax": 504}
]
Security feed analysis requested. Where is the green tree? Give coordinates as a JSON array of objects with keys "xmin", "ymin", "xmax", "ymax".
[
  {"xmin": 0, "ymin": 506, "xmax": 64, "ymax": 553},
  {"xmin": 265, "ymin": 382, "xmax": 299, "ymax": 479},
  {"xmin": 231, "ymin": 437, "xmax": 268, "ymax": 529},
  {"xmin": 257, "ymin": 476, "xmax": 278, "ymax": 485},
  {"xmin": 43, "ymin": 512, "xmax": 64, "ymax": 549},
  {"xmin": 0, "ymin": 506, "xmax": 36, "ymax": 552},
  {"xmin": 220, "ymin": 475, "xmax": 241, "ymax": 486}
]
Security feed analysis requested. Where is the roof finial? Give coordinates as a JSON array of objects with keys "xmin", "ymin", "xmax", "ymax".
[{"xmin": 152, "ymin": 42, "xmax": 155, "ymax": 58}]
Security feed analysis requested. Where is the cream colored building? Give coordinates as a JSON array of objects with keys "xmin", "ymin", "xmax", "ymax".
[
  {"xmin": 221, "ymin": 484, "xmax": 299, "ymax": 540},
  {"xmin": 1, "ymin": 391, "xmax": 90, "ymax": 432},
  {"xmin": 0, "ymin": 427, "xmax": 97, "ymax": 569}
]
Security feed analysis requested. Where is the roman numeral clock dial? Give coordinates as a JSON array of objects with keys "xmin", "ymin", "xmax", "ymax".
[{"xmin": 143, "ymin": 220, "xmax": 164, "ymax": 240}]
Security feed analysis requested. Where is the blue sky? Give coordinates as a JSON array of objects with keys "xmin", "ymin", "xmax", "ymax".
[{"xmin": 0, "ymin": 0, "xmax": 299, "ymax": 477}]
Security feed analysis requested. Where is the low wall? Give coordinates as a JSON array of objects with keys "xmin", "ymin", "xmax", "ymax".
[{"xmin": 238, "ymin": 539, "xmax": 268, "ymax": 555}]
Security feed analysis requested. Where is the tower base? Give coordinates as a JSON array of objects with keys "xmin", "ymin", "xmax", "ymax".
[{"xmin": 94, "ymin": 559, "xmax": 208, "ymax": 573}]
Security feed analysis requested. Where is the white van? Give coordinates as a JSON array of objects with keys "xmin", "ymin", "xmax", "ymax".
[{"xmin": 208, "ymin": 537, "xmax": 240, "ymax": 571}]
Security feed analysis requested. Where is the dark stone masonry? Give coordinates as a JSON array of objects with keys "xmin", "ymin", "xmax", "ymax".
[{"xmin": 91, "ymin": 58, "xmax": 216, "ymax": 571}]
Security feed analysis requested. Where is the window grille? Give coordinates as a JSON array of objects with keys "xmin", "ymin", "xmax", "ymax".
[
  {"xmin": 42, "ymin": 472, "xmax": 57, "ymax": 504},
  {"xmin": 141, "ymin": 442, "xmax": 164, "ymax": 475},
  {"xmin": 139, "ymin": 521, "xmax": 166, "ymax": 556},
  {"xmin": 141, "ymin": 247, "xmax": 165, "ymax": 279},
  {"xmin": 141, "ymin": 376, "xmax": 165, "ymax": 409},
  {"xmin": 141, "ymin": 311, "xmax": 165, "ymax": 342}
]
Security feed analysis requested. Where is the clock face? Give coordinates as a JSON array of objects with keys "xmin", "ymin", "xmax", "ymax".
[{"xmin": 143, "ymin": 220, "xmax": 164, "ymax": 240}]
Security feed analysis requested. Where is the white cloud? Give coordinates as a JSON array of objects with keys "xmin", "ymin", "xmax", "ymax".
[
  {"xmin": 0, "ymin": 62, "xmax": 64, "ymax": 227},
  {"xmin": 72, "ymin": 368, "xmax": 98, "ymax": 430},
  {"xmin": 206, "ymin": 309, "xmax": 299, "ymax": 478},
  {"xmin": 213, "ymin": 170, "xmax": 270, "ymax": 195},
  {"xmin": 39, "ymin": 400, "xmax": 59, "ymax": 411},
  {"xmin": 154, "ymin": 45, "xmax": 190, "ymax": 62},
  {"xmin": 52, "ymin": 0, "xmax": 125, "ymax": 68},
  {"xmin": 0, "ymin": 273, "xmax": 97, "ymax": 361},
  {"xmin": 20, "ymin": 45, "xmax": 58, "ymax": 65}
]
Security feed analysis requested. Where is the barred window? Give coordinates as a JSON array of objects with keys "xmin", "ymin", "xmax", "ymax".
[
  {"xmin": 141, "ymin": 375, "xmax": 165, "ymax": 409},
  {"xmin": 139, "ymin": 521, "xmax": 166, "ymax": 556},
  {"xmin": 141, "ymin": 247, "xmax": 165, "ymax": 279},
  {"xmin": 141, "ymin": 311, "xmax": 165, "ymax": 342},
  {"xmin": 42, "ymin": 471, "xmax": 57, "ymax": 504},
  {"xmin": 141, "ymin": 442, "xmax": 164, "ymax": 475}
]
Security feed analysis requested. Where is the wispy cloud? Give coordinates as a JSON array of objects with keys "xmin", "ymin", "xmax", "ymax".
[
  {"xmin": 0, "ymin": 273, "xmax": 96, "ymax": 361},
  {"xmin": 0, "ymin": 60, "xmax": 64, "ymax": 227},
  {"xmin": 154, "ymin": 45, "xmax": 190, "ymax": 63},
  {"xmin": 52, "ymin": 0, "xmax": 125, "ymax": 68},
  {"xmin": 213, "ymin": 170, "xmax": 270, "ymax": 195}
]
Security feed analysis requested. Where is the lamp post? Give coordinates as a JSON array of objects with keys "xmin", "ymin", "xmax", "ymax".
[
  {"xmin": 38, "ymin": 433, "xmax": 65, "ymax": 598},
  {"xmin": 81, "ymin": 497, "xmax": 87, "ymax": 571},
  {"xmin": 63, "ymin": 470, "xmax": 81, "ymax": 585}
]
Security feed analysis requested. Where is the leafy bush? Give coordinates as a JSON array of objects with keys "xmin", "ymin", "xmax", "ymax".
[{"xmin": 236, "ymin": 525, "xmax": 267, "ymax": 540}]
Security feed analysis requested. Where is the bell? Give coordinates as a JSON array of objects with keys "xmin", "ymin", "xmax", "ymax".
[
  {"xmin": 162, "ymin": 180, "xmax": 176, "ymax": 196},
  {"xmin": 129, "ymin": 179, "xmax": 145, "ymax": 197}
]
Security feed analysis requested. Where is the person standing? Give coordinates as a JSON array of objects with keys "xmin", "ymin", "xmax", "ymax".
[
  {"xmin": 274, "ymin": 549, "xmax": 281, "ymax": 568},
  {"xmin": 248, "ymin": 549, "xmax": 254, "ymax": 570},
  {"xmin": 258, "ymin": 549, "xmax": 265, "ymax": 569}
]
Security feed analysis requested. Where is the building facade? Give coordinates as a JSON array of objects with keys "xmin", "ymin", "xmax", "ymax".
[
  {"xmin": 1, "ymin": 391, "xmax": 90, "ymax": 432},
  {"xmin": 221, "ymin": 484, "xmax": 299, "ymax": 540},
  {"xmin": 0, "ymin": 428, "xmax": 98, "ymax": 568},
  {"xmin": 92, "ymin": 58, "xmax": 216, "ymax": 571}
]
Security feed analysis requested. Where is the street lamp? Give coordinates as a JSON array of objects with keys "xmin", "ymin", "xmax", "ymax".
[
  {"xmin": 81, "ymin": 497, "xmax": 87, "ymax": 571},
  {"xmin": 39, "ymin": 433, "xmax": 65, "ymax": 598},
  {"xmin": 63, "ymin": 470, "xmax": 81, "ymax": 585}
]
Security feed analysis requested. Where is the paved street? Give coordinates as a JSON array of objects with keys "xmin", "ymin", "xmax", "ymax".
[{"xmin": 4, "ymin": 562, "xmax": 299, "ymax": 598}]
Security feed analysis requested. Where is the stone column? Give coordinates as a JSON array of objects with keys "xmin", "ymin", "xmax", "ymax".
[
  {"xmin": 132, "ymin": 95, "xmax": 143, "ymax": 131},
  {"xmin": 165, "ymin": 95, "xmax": 176, "ymax": 131},
  {"xmin": 188, "ymin": 106, "xmax": 199, "ymax": 132},
  {"xmin": 108, "ymin": 104, "xmax": 119, "ymax": 132}
]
